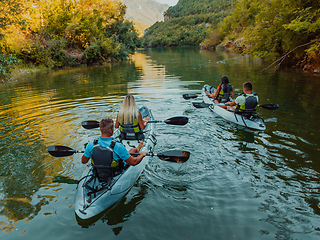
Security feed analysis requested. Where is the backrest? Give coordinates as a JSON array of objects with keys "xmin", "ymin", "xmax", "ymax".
[{"xmin": 93, "ymin": 165, "xmax": 118, "ymax": 182}]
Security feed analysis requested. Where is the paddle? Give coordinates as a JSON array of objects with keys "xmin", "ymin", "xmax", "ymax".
[
  {"xmin": 81, "ymin": 116, "xmax": 189, "ymax": 129},
  {"xmin": 48, "ymin": 146, "xmax": 190, "ymax": 163},
  {"xmin": 192, "ymin": 102, "xmax": 279, "ymax": 110},
  {"xmin": 182, "ymin": 94, "xmax": 199, "ymax": 100}
]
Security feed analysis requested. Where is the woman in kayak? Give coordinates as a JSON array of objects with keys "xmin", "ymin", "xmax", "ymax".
[
  {"xmin": 206, "ymin": 76, "xmax": 234, "ymax": 104},
  {"xmin": 115, "ymin": 94, "xmax": 149, "ymax": 132}
]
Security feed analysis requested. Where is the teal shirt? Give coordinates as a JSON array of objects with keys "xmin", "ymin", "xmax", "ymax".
[{"xmin": 84, "ymin": 137, "xmax": 131, "ymax": 165}]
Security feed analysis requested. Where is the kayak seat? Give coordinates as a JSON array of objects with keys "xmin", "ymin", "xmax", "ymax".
[
  {"xmin": 120, "ymin": 132, "xmax": 144, "ymax": 141},
  {"xmin": 93, "ymin": 165, "xmax": 122, "ymax": 183},
  {"xmin": 237, "ymin": 109, "xmax": 256, "ymax": 118}
]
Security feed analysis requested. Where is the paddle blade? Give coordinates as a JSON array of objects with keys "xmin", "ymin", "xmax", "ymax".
[
  {"xmin": 156, "ymin": 150, "xmax": 190, "ymax": 163},
  {"xmin": 164, "ymin": 116, "xmax": 189, "ymax": 125},
  {"xmin": 192, "ymin": 102, "xmax": 212, "ymax": 108},
  {"xmin": 48, "ymin": 146, "xmax": 76, "ymax": 157},
  {"xmin": 182, "ymin": 94, "xmax": 198, "ymax": 100},
  {"xmin": 258, "ymin": 104, "xmax": 279, "ymax": 110},
  {"xmin": 82, "ymin": 120, "xmax": 100, "ymax": 129}
]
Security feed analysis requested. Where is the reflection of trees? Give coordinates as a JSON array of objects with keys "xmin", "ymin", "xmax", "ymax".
[
  {"xmin": 0, "ymin": 58, "xmax": 144, "ymax": 231},
  {"xmin": 0, "ymin": 143, "xmax": 50, "ymax": 232},
  {"xmin": 35, "ymin": 61, "xmax": 143, "ymax": 100},
  {"xmin": 76, "ymin": 183, "xmax": 148, "ymax": 235}
]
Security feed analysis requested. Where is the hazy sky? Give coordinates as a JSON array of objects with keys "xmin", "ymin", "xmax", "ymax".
[{"xmin": 154, "ymin": 0, "xmax": 179, "ymax": 6}]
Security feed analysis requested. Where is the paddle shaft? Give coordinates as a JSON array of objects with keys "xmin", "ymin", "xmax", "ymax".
[{"xmin": 48, "ymin": 146, "xmax": 190, "ymax": 162}]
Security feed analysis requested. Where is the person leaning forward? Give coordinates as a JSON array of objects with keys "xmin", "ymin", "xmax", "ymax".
[
  {"xmin": 81, "ymin": 118, "xmax": 147, "ymax": 167},
  {"xmin": 225, "ymin": 81, "xmax": 258, "ymax": 113}
]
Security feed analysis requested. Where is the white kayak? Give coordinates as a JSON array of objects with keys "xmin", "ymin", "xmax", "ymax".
[
  {"xmin": 74, "ymin": 106, "xmax": 156, "ymax": 220},
  {"xmin": 201, "ymin": 84, "xmax": 266, "ymax": 131}
]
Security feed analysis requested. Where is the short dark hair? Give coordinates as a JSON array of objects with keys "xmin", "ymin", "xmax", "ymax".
[
  {"xmin": 100, "ymin": 118, "xmax": 114, "ymax": 134},
  {"xmin": 243, "ymin": 82, "xmax": 252, "ymax": 91}
]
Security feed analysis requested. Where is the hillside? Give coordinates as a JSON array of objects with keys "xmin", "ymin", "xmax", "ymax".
[
  {"xmin": 142, "ymin": 0, "xmax": 236, "ymax": 47},
  {"xmin": 121, "ymin": 0, "xmax": 169, "ymax": 27}
]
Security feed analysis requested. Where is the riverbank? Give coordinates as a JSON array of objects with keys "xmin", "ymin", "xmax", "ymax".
[{"xmin": 211, "ymin": 41, "xmax": 320, "ymax": 76}]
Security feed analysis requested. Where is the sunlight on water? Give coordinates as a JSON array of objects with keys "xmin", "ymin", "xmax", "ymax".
[{"xmin": 0, "ymin": 48, "xmax": 320, "ymax": 239}]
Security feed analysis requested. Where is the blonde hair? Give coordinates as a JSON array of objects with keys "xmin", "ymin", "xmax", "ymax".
[{"xmin": 117, "ymin": 95, "xmax": 139, "ymax": 124}]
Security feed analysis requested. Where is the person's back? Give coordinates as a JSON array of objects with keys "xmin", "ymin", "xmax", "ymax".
[
  {"xmin": 115, "ymin": 95, "xmax": 149, "ymax": 139},
  {"xmin": 234, "ymin": 82, "xmax": 258, "ymax": 114},
  {"xmin": 206, "ymin": 76, "xmax": 234, "ymax": 104},
  {"xmin": 217, "ymin": 82, "xmax": 233, "ymax": 103}
]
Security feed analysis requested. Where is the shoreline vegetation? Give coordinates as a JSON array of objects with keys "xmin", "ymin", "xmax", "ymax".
[
  {"xmin": 0, "ymin": 0, "xmax": 140, "ymax": 83},
  {"xmin": 143, "ymin": 0, "xmax": 320, "ymax": 75},
  {"xmin": 1, "ymin": 0, "xmax": 320, "ymax": 83}
]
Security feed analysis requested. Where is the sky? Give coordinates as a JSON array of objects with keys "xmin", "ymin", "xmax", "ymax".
[{"xmin": 154, "ymin": 0, "xmax": 179, "ymax": 6}]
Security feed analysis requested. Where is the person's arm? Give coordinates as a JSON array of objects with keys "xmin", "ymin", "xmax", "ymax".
[
  {"xmin": 231, "ymin": 88, "xmax": 234, "ymax": 98},
  {"xmin": 225, "ymin": 99, "xmax": 236, "ymax": 106},
  {"xmin": 82, "ymin": 155, "xmax": 90, "ymax": 164},
  {"xmin": 125, "ymin": 152, "xmax": 147, "ymax": 166},
  {"xmin": 212, "ymin": 85, "xmax": 221, "ymax": 98},
  {"xmin": 115, "ymin": 113, "xmax": 120, "ymax": 128},
  {"xmin": 138, "ymin": 111, "xmax": 149, "ymax": 130},
  {"xmin": 81, "ymin": 141, "xmax": 93, "ymax": 164}
]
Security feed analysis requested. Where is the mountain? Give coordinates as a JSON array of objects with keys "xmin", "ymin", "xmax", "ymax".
[
  {"xmin": 121, "ymin": 0, "xmax": 170, "ymax": 27},
  {"xmin": 142, "ymin": 0, "xmax": 235, "ymax": 47}
]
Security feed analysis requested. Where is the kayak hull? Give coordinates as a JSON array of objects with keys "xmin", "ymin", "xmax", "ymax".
[
  {"xmin": 202, "ymin": 85, "xmax": 266, "ymax": 131},
  {"xmin": 74, "ymin": 106, "xmax": 156, "ymax": 220}
]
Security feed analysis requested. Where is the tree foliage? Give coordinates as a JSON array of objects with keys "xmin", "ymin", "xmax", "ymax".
[
  {"xmin": 142, "ymin": 0, "xmax": 235, "ymax": 48},
  {"xmin": 0, "ymin": 0, "xmax": 141, "ymax": 75},
  {"xmin": 165, "ymin": 0, "xmax": 235, "ymax": 18},
  {"xmin": 218, "ymin": 0, "xmax": 320, "ymax": 66}
]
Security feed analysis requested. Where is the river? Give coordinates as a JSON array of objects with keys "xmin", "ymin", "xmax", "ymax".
[{"xmin": 0, "ymin": 47, "xmax": 319, "ymax": 239}]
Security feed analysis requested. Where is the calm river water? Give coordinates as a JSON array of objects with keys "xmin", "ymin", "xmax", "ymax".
[{"xmin": 0, "ymin": 47, "xmax": 320, "ymax": 240}]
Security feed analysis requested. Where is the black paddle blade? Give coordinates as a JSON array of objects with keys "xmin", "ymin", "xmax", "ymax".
[
  {"xmin": 182, "ymin": 94, "xmax": 198, "ymax": 100},
  {"xmin": 258, "ymin": 104, "xmax": 279, "ymax": 110},
  {"xmin": 156, "ymin": 150, "xmax": 190, "ymax": 163},
  {"xmin": 82, "ymin": 120, "xmax": 100, "ymax": 129},
  {"xmin": 192, "ymin": 102, "xmax": 212, "ymax": 108},
  {"xmin": 48, "ymin": 146, "xmax": 76, "ymax": 157},
  {"xmin": 164, "ymin": 116, "xmax": 189, "ymax": 125}
]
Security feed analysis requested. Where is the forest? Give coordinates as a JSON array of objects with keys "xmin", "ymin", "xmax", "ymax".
[
  {"xmin": 218, "ymin": 0, "xmax": 320, "ymax": 70},
  {"xmin": 143, "ymin": 0, "xmax": 320, "ymax": 70},
  {"xmin": 0, "ymin": 0, "xmax": 141, "ymax": 79},
  {"xmin": 142, "ymin": 0, "xmax": 235, "ymax": 47},
  {"xmin": 1, "ymin": 0, "xmax": 320, "ymax": 79}
]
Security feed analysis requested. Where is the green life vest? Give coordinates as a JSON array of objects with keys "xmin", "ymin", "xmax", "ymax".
[
  {"xmin": 119, "ymin": 117, "xmax": 141, "ymax": 133},
  {"xmin": 236, "ymin": 94, "xmax": 258, "ymax": 113},
  {"xmin": 216, "ymin": 83, "xmax": 232, "ymax": 103}
]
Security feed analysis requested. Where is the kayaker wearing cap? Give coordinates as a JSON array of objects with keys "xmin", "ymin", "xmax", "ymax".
[
  {"xmin": 206, "ymin": 76, "xmax": 234, "ymax": 105},
  {"xmin": 81, "ymin": 118, "xmax": 147, "ymax": 167},
  {"xmin": 226, "ymin": 81, "xmax": 258, "ymax": 113}
]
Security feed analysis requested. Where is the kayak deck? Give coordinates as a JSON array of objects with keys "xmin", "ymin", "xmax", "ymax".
[
  {"xmin": 202, "ymin": 85, "xmax": 266, "ymax": 131},
  {"xmin": 74, "ymin": 106, "xmax": 156, "ymax": 220}
]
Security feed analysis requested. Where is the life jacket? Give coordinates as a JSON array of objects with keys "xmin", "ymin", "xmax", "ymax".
[
  {"xmin": 119, "ymin": 116, "xmax": 144, "ymax": 140},
  {"xmin": 119, "ymin": 117, "xmax": 141, "ymax": 133},
  {"xmin": 216, "ymin": 84, "xmax": 232, "ymax": 103},
  {"xmin": 236, "ymin": 93, "xmax": 258, "ymax": 114},
  {"xmin": 91, "ymin": 139, "xmax": 124, "ymax": 182}
]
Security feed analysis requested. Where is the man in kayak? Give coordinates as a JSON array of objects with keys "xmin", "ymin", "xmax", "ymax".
[
  {"xmin": 225, "ymin": 81, "xmax": 258, "ymax": 113},
  {"xmin": 206, "ymin": 76, "xmax": 234, "ymax": 105},
  {"xmin": 81, "ymin": 118, "xmax": 147, "ymax": 168}
]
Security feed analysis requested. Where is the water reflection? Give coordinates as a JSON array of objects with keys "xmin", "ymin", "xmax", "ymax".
[
  {"xmin": 0, "ymin": 47, "xmax": 320, "ymax": 239},
  {"xmin": 76, "ymin": 183, "xmax": 148, "ymax": 235}
]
